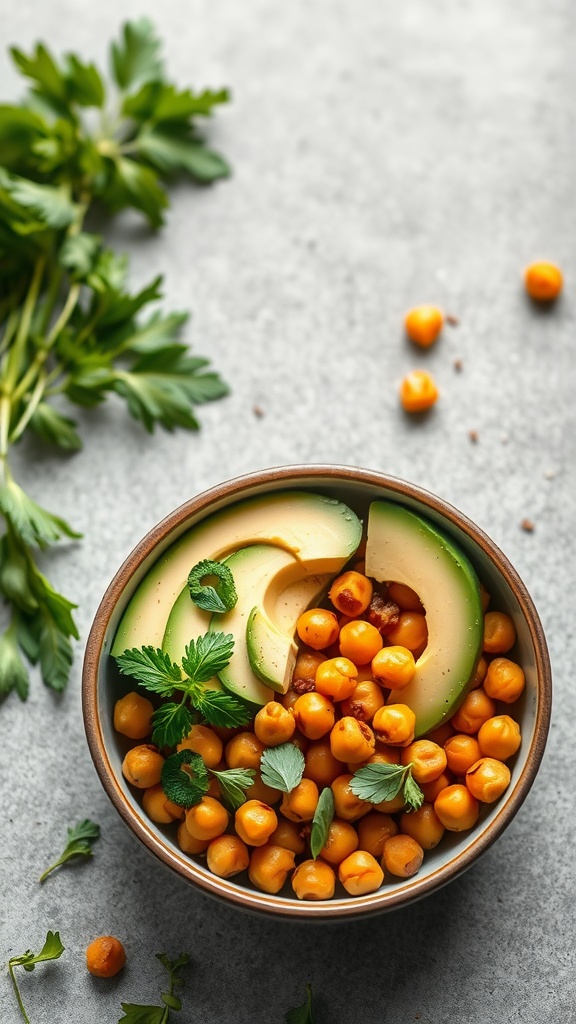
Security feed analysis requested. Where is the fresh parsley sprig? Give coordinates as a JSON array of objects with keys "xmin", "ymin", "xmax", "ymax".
[
  {"xmin": 0, "ymin": 19, "xmax": 231, "ymax": 703},
  {"xmin": 39, "ymin": 818, "xmax": 100, "ymax": 882},
  {"xmin": 115, "ymin": 632, "xmax": 251, "ymax": 748},
  {"xmin": 118, "ymin": 952, "xmax": 189, "ymax": 1024},
  {"xmin": 8, "ymin": 930, "xmax": 65, "ymax": 1024},
  {"xmin": 349, "ymin": 762, "xmax": 424, "ymax": 811}
]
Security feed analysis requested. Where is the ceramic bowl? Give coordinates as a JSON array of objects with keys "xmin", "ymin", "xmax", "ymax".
[{"xmin": 82, "ymin": 465, "xmax": 551, "ymax": 919}]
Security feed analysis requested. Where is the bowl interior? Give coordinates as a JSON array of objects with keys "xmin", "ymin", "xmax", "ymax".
[{"xmin": 83, "ymin": 466, "xmax": 551, "ymax": 919}]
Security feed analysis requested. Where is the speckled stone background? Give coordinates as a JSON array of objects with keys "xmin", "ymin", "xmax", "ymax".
[{"xmin": 1, "ymin": 1, "xmax": 575, "ymax": 1021}]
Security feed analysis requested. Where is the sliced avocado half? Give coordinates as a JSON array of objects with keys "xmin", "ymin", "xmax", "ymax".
[{"xmin": 365, "ymin": 500, "xmax": 483, "ymax": 736}]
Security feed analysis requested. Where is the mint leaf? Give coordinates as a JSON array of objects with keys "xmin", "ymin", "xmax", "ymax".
[
  {"xmin": 310, "ymin": 787, "xmax": 335, "ymax": 859},
  {"xmin": 187, "ymin": 559, "xmax": 238, "ymax": 614},
  {"xmin": 260, "ymin": 743, "xmax": 305, "ymax": 794},
  {"xmin": 161, "ymin": 750, "xmax": 208, "ymax": 808},
  {"xmin": 115, "ymin": 646, "xmax": 183, "ymax": 696}
]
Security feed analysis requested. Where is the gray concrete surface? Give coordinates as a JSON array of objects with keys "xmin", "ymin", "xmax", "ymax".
[{"xmin": 1, "ymin": 0, "xmax": 575, "ymax": 1021}]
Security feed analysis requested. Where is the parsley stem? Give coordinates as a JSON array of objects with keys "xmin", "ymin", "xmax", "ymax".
[
  {"xmin": 0, "ymin": 394, "xmax": 11, "ymax": 460},
  {"xmin": 8, "ymin": 961, "xmax": 31, "ymax": 1024},
  {"xmin": 4, "ymin": 255, "xmax": 46, "ymax": 393},
  {"xmin": 9, "ymin": 371, "xmax": 47, "ymax": 444},
  {"xmin": 0, "ymin": 308, "xmax": 19, "ymax": 357}
]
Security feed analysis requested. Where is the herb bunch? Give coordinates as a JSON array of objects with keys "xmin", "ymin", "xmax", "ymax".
[{"xmin": 0, "ymin": 19, "xmax": 231, "ymax": 702}]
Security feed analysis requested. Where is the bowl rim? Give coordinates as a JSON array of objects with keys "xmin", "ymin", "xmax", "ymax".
[{"xmin": 82, "ymin": 463, "xmax": 552, "ymax": 919}]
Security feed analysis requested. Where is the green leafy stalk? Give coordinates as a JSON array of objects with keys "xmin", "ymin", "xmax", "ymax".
[
  {"xmin": 8, "ymin": 931, "xmax": 65, "ymax": 1024},
  {"xmin": 285, "ymin": 984, "xmax": 315, "ymax": 1024},
  {"xmin": 39, "ymin": 819, "xmax": 100, "ymax": 882},
  {"xmin": 0, "ymin": 19, "xmax": 231, "ymax": 703},
  {"xmin": 118, "ymin": 951, "xmax": 189, "ymax": 1023},
  {"xmin": 349, "ymin": 761, "xmax": 424, "ymax": 812}
]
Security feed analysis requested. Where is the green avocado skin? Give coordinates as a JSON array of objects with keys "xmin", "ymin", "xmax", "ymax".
[{"xmin": 366, "ymin": 500, "xmax": 484, "ymax": 736}]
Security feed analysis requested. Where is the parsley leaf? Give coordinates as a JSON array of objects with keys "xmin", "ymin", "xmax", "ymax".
[
  {"xmin": 39, "ymin": 819, "xmax": 100, "ymax": 882},
  {"xmin": 191, "ymin": 687, "xmax": 251, "ymax": 729},
  {"xmin": 161, "ymin": 750, "xmax": 209, "ymax": 808},
  {"xmin": 210, "ymin": 766, "xmax": 255, "ymax": 810},
  {"xmin": 8, "ymin": 930, "xmax": 65, "ymax": 1022},
  {"xmin": 151, "ymin": 702, "xmax": 194, "ymax": 750},
  {"xmin": 285, "ymin": 984, "xmax": 315, "ymax": 1024},
  {"xmin": 260, "ymin": 743, "xmax": 305, "ymax": 794},
  {"xmin": 187, "ymin": 559, "xmax": 238, "ymax": 613},
  {"xmin": 115, "ymin": 647, "xmax": 183, "ymax": 696},
  {"xmin": 181, "ymin": 632, "xmax": 235, "ymax": 684},
  {"xmin": 118, "ymin": 951, "xmax": 189, "ymax": 1023},
  {"xmin": 349, "ymin": 762, "xmax": 424, "ymax": 811},
  {"xmin": 111, "ymin": 18, "xmax": 163, "ymax": 92},
  {"xmin": 310, "ymin": 787, "xmax": 335, "ymax": 860}
]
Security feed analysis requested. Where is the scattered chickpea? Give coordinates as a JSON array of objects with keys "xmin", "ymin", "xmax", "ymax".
[
  {"xmin": 292, "ymin": 649, "xmax": 326, "ymax": 685},
  {"xmin": 269, "ymin": 819, "xmax": 307, "ymax": 856},
  {"xmin": 185, "ymin": 796, "xmax": 230, "ymax": 841},
  {"xmin": 444, "ymin": 734, "xmax": 482, "ymax": 775},
  {"xmin": 340, "ymin": 679, "xmax": 385, "ymax": 722},
  {"xmin": 319, "ymin": 818, "xmax": 359, "ymax": 865},
  {"xmin": 405, "ymin": 305, "xmax": 444, "ymax": 348},
  {"xmin": 387, "ymin": 582, "xmax": 424, "ymax": 612},
  {"xmin": 142, "ymin": 784, "xmax": 185, "ymax": 824},
  {"xmin": 400, "ymin": 369, "xmax": 439, "ymax": 413},
  {"xmin": 434, "ymin": 784, "xmax": 479, "ymax": 832},
  {"xmin": 401, "ymin": 739, "xmax": 447, "ymax": 783},
  {"xmin": 177, "ymin": 822, "xmax": 210, "ymax": 855},
  {"xmin": 331, "ymin": 774, "xmax": 371, "ymax": 822},
  {"xmin": 280, "ymin": 778, "xmax": 319, "ymax": 822},
  {"xmin": 293, "ymin": 691, "xmax": 336, "ymax": 740},
  {"xmin": 399, "ymin": 804, "xmax": 445, "ymax": 850},
  {"xmin": 330, "ymin": 716, "xmax": 376, "ymax": 764},
  {"xmin": 356, "ymin": 812, "xmax": 398, "ymax": 858},
  {"xmin": 86, "ymin": 936, "xmax": 126, "ymax": 978},
  {"xmin": 304, "ymin": 739, "xmax": 344, "ymax": 787},
  {"xmin": 524, "ymin": 261, "xmax": 563, "ymax": 302},
  {"xmin": 177, "ymin": 724, "xmax": 223, "ymax": 767},
  {"xmin": 225, "ymin": 732, "xmax": 265, "ymax": 770}
]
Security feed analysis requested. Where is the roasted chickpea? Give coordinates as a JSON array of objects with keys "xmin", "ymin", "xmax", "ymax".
[
  {"xmin": 372, "ymin": 704, "xmax": 416, "ymax": 747},
  {"xmin": 86, "ymin": 936, "xmax": 126, "ymax": 978},
  {"xmin": 338, "ymin": 850, "xmax": 384, "ymax": 895},
  {"xmin": 293, "ymin": 691, "xmax": 336, "ymax": 740},
  {"xmin": 177, "ymin": 724, "xmax": 223, "ymax": 767},
  {"xmin": 466, "ymin": 758, "xmax": 511, "ymax": 803},
  {"xmin": 282, "ymin": 688, "xmax": 301, "ymax": 712},
  {"xmin": 400, "ymin": 370, "xmax": 439, "ymax": 413},
  {"xmin": 296, "ymin": 608, "xmax": 340, "ymax": 650},
  {"xmin": 399, "ymin": 804, "xmax": 445, "ymax": 850},
  {"xmin": 451, "ymin": 689, "xmax": 496, "ymax": 734},
  {"xmin": 420, "ymin": 770, "xmax": 454, "ymax": 803},
  {"xmin": 483, "ymin": 611, "xmax": 516, "ymax": 654},
  {"xmin": 269, "ymin": 818, "xmax": 306, "ymax": 856},
  {"xmin": 113, "ymin": 691, "xmax": 154, "ymax": 739},
  {"xmin": 405, "ymin": 305, "xmax": 444, "ymax": 348},
  {"xmin": 291, "ymin": 859, "xmax": 336, "ymax": 900},
  {"xmin": 177, "ymin": 821, "xmax": 210, "ymax": 855},
  {"xmin": 142, "ymin": 784, "xmax": 184, "ymax": 824},
  {"xmin": 385, "ymin": 611, "xmax": 428, "ymax": 653},
  {"xmin": 331, "ymin": 774, "xmax": 371, "ymax": 822},
  {"xmin": 249, "ymin": 844, "xmax": 296, "ymax": 894},
  {"xmin": 292, "ymin": 649, "xmax": 326, "ymax": 686},
  {"xmin": 470, "ymin": 655, "xmax": 488, "ymax": 689},
  {"xmin": 304, "ymin": 740, "xmax": 344, "ymax": 787},
  {"xmin": 225, "ymin": 732, "xmax": 265, "ymax": 770},
  {"xmin": 122, "ymin": 744, "xmax": 164, "ymax": 789},
  {"xmin": 371, "ymin": 645, "xmax": 416, "ymax": 689},
  {"xmin": 185, "ymin": 796, "xmax": 229, "ymax": 841},
  {"xmin": 524, "ymin": 260, "xmax": 563, "ymax": 302},
  {"xmin": 340, "ymin": 679, "xmax": 385, "ymax": 722},
  {"xmin": 319, "ymin": 818, "xmax": 359, "ymax": 865},
  {"xmin": 330, "ymin": 717, "xmax": 376, "ymax": 763},
  {"xmin": 315, "ymin": 657, "xmax": 358, "ymax": 701},
  {"xmin": 280, "ymin": 778, "xmax": 319, "ymax": 822},
  {"xmin": 356, "ymin": 812, "xmax": 398, "ymax": 858},
  {"xmin": 434, "ymin": 784, "xmax": 479, "ymax": 831},
  {"xmin": 329, "ymin": 571, "xmax": 373, "ymax": 616},
  {"xmin": 245, "ymin": 772, "xmax": 281, "ymax": 805},
  {"xmin": 382, "ymin": 834, "xmax": 424, "ymax": 877},
  {"xmin": 207, "ymin": 834, "xmax": 250, "ymax": 878},
  {"xmin": 387, "ymin": 582, "xmax": 424, "ymax": 613},
  {"xmin": 444, "ymin": 734, "xmax": 482, "ymax": 775},
  {"xmin": 338, "ymin": 620, "xmax": 383, "ymax": 666},
  {"xmin": 234, "ymin": 800, "xmax": 278, "ymax": 846},
  {"xmin": 373, "ymin": 791, "xmax": 407, "ymax": 814},
  {"xmin": 401, "ymin": 739, "xmax": 447, "ymax": 783},
  {"xmin": 426, "ymin": 721, "xmax": 454, "ymax": 747},
  {"xmin": 478, "ymin": 715, "xmax": 521, "ymax": 761},
  {"xmin": 254, "ymin": 701, "xmax": 296, "ymax": 746},
  {"xmin": 370, "ymin": 744, "xmax": 402, "ymax": 765},
  {"xmin": 483, "ymin": 658, "xmax": 526, "ymax": 703}
]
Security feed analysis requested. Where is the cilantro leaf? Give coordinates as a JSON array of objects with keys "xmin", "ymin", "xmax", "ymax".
[
  {"xmin": 136, "ymin": 130, "xmax": 231, "ymax": 184},
  {"xmin": 0, "ymin": 167, "xmax": 78, "ymax": 229},
  {"xmin": 118, "ymin": 952, "xmax": 189, "ymax": 1024},
  {"xmin": 111, "ymin": 18, "xmax": 163, "ymax": 91},
  {"xmin": 161, "ymin": 750, "xmax": 209, "ymax": 808},
  {"xmin": 111, "ymin": 158, "xmax": 168, "ymax": 228},
  {"xmin": 403, "ymin": 771, "xmax": 425, "ymax": 812},
  {"xmin": 8, "ymin": 930, "xmax": 65, "ymax": 1021},
  {"xmin": 115, "ymin": 646, "xmax": 183, "ymax": 695},
  {"xmin": 187, "ymin": 559, "xmax": 238, "ymax": 614},
  {"xmin": 210, "ymin": 766, "xmax": 255, "ymax": 811},
  {"xmin": 151, "ymin": 701, "xmax": 194, "ymax": 749},
  {"xmin": 260, "ymin": 743, "xmax": 305, "ymax": 794},
  {"xmin": 39, "ymin": 819, "xmax": 100, "ymax": 882},
  {"xmin": 286, "ymin": 984, "xmax": 315, "ymax": 1024},
  {"xmin": 191, "ymin": 687, "xmax": 251, "ymax": 729},
  {"xmin": 181, "ymin": 632, "xmax": 235, "ymax": 684},
  {"xmin": 310, "ymin": 787, "xmax": 335, "ymax": 860},
  {"xmin": 118, "ymin": 1004, "xmax": 166, "ymax": 1024},
  {"xmin": 10, "ymin": 44, "xmax": 67, "ymax": 106}
]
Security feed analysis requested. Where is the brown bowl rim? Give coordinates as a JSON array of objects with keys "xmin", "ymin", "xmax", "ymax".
[{"xmin": 82, "ymin": 464, "xmax": 552, "ymax": 919}]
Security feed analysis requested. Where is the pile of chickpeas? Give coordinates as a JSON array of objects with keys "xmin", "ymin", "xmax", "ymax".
[{"xmin": 114, "ymin": 563, "xmax": 525, "ymax": 901}]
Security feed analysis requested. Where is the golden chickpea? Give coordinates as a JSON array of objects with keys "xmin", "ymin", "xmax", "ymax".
[
  {"xmin": 293, "ymin": 691, "xmax": 336, "ymax": 740},
  {"xmin": 304, "ymin": 740, "xmax": 344, "ymax": 788},
  {"xmin": 85, "ymin": 936, "xmax": 126, "ymax": 978},
  {"xmin": 330, "ymin": 717, "xmax": 376, "ymax": 764},
  {"xmin": 371, "ymin": 744, "xmax": 402, "ymax": 765},
  {"xmin": 234, "ymin": 800, "xmax": 278, "ymax": 847},
  {"xmin": 399, "ymin": 804, "xmax": 445, "ymax": 850},
  {"xmin": 319, "ymin": 818, "xmax": 359, "ymax": 865},
  {"xmin": 340, "ymin": 679, "xmax": 385, "ymax": 722},
  {"xmin": 483, "ymin": 611, "xmax": 516, "ymax": 654},
  {"xmin": 401, "ymin": 739, "xmax": 447, "ymax": 783},
  {"xmin": 177, "ymin": 821, "xmax": 210, "ymax": 855},
  {"xmin": 420, "ymin": 770, "xmax": 454, "ymax": 804},
  {"xmin": 444, "ymin": 734, "xmax": 482, "ymax": 775},
  {"xmin": 331, "ymin": 774, "xmax": 371, "ymax": 822},
  {"xmin": 339, "ymin": 620, "xmax": 383, "ymax": 666},
  {"xmin": 282, "ymin": 688, "xmax": 301, "ymax": 712},
  {"xmin": 405, "ymin": 305, "xmax": 444, "ymax": 348},
  {"xmin": 466, "ymin": 758, "xmax": 511, "ymax": 803},
  {"xmin": 387, "ymin": 582, "xmax": 424, "ymax": 613},
  {"xmin": 434, "ymin": 784, "xmax": 479, "ymax": 831},
  {"xmin": 142, "ymin": 784, "xmax": 184, "ymax": 824},
  {"xmin": 249, "ymin": 844, "xmax": 296, "ymax": 894},
  {"xmin": 245, "ymin": 773, "xmax": 281, "ymax": 805},
  {"xmin": 478, "ymin": 715, "xmax": 521, "ymax": 761},
  {"xmin": 373, "ymin": 791, "xmax": 407, "ymax": 814},
  {"xmin": 268, "ymin": 819, "xmax": 306, "ymax": 856},
  {"xmin": 382, "ymin": 834, "xmax": 424, "ymax": 877},
  {"xmin": 122, "ymin": 744, "xmax": 164, "ymax": 789},
  {"xmin": 385, "ymin": 611, "xmax": 428, "ymax": 653},
  {"xmin": 483, "ymin": 658, "xmax": 526, "ymax": 703},
  {"xmin": 177, "ymin": 724, "xmax": 223, "ymax": 767},
  {"xmin": 371, "ymin": 646, "xmax": 416, "ymax": 689},
  {"xmin": 225, "ymin": 732, "xmax": 265, "ymax": 770},
  {"xmin": 525, "ymin": 260, "xmax": 563, "ymax": 302},
  {"xmin": 338, "ymin": 850, "xmax": 384, "ymax": 895},
  {"xmin": 296, "ymin": 608, "xmax": 340, "ymax": 650},
  {"xmin": 426, "ymin": 721, "xmax": 454, "ymax": 747},
  {"xmin": 372, "ymin": 704, "xmax": 416, "ymax": 747},
  {"xmin": 400, "ymin": 370, "xmax": 439, "ymax": 413},
  {"xmin": 329, "ymin": 570, "xmax": 373, "ymax": 616},
  {"xmin": 207, "ymin": 834, "xmax": 250, "ymax": 878},
  {"xmin": 292, "ymin": 649, "xmax": 326, "ymax": 685},
  {"xmin": 315, "ymin": 657, "xmax": 358, "ymax": 701},
  {"xmin": 470, "ymin": 655, "xmax": 488, "ymax": 689},
  {"xmin": 185, "ymin": 796, "xmax": 229, "ymax": 841},
  {"xmin": 451, "ymin": 688, "xmax": 496, "ymax": 735},
  {"xmin": 254, "ymin": 702, "xmax": 296, "ymax": 746},
  {"xmin": 356, "ymin": 812, "xmax": 398, "ymax": 858},
  {"xmin": 280, "ymin": 778, "xmax": 319, "ymax": 822},
  {"xmin": 113, "ymin": 691, "xmax": 154, "ymax": 739},
  {"xmin": 292, "ymin": 859, "xmax": 336, "ymax": 900}
]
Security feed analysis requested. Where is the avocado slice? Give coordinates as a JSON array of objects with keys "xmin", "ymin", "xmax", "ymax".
[
  {"xmin": 111, "ymin": 490, "xmax": 362, "ymax": 657},
  {"xmin": 365, "ymin": 501, "xmax": 483, "ymax": 736}
]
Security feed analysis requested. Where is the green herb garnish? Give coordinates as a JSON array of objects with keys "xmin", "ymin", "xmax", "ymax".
[
  {"xmin": 260, "ymin": 742, "xmax": 305, "ymax": 794},
  {"xmin": 210, "ymin": 766, "xmax": 255, "ymax": 810},
  {"xmin": 39, "ymin": 818, "xmax": 100, "ymax": 882},
  {"xmin": 118, "ymin": 951, "xmax": 189, "ymax": 1023},
  {"xmin": 0, "ymin": 20, "xmax": 231, "ymax": 703},
  {"xmin": 161, "ymin": 750, "xmax": 209, "ymax": 808},
  {"xmin": 349, "ymin": 762, "xmax": 424, "ymax": 811},
  {"xmin": 115, "ymin": 632, "xmax": 251, "ymax": 747},
  {"xmin": 8, "ymin": 930, "xmax": 65, "ymax": 1023},
  {"xmin": 187, "ymin": 559, "xmax": 238, "ymax": 613},
  {"xmin": 309, "ymin": 787, "xmax": 335, "ymax": 860},
  {"xmin": 285, "ymin": 984, "xmax": 315, "ymax": 1024}
]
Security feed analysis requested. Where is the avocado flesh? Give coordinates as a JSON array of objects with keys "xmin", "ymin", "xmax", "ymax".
[
  {"xmin": 365, "ymin": 501, "xmax": 483, "ymax": 737},
  {"xmin": 111, "ymin": 490, "xmax": 362, "ymax": 657}
]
